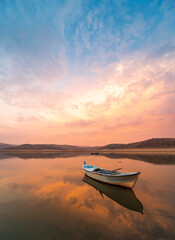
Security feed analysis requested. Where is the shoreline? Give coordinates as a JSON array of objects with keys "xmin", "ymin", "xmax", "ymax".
[{"xmin": 1, "ymin": 148, "xmax": 175, "ymax": 154}]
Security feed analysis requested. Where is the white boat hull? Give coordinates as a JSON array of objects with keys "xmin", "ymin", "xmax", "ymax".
[{"xmin": 82, "ymin": 163, "xmax": 140, "ymax": 188}]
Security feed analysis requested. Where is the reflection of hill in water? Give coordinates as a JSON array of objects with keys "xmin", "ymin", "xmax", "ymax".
[
  {"xmin": 0, "ymin": 151, "xmax": 174, "ymax": 165},
  {"xmin": 101, "ymin": 153, "xmax": 175, "ymax": 165},
  {"xmin": 0, "ymin": 152, "xmax": 88, "ymax": 160},
  {"xmin": 83, "ymin": 175, "xmax": 143, "ymax": 213}
]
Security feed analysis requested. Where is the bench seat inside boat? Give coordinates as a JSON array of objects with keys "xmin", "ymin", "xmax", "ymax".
[{"xmin": 93, "ymin": 168, "xmax": 119, "ymax": 175}]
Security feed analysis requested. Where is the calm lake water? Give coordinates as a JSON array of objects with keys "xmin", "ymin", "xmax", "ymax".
[{"xmin": 0, "ymin": 153, "xmax": 175, "ymax": 240}]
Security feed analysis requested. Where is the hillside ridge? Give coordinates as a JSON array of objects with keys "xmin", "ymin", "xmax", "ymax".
[
  {"xmin": 1, "ymin": 138, "xmax": 175, "ymax": 150},
  {"xmin": 98, "ymin": 138, "xmax": 175, "ymax": 149}
]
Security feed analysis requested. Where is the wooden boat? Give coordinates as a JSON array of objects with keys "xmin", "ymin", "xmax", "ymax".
[
  {"xmin": 83, "ymin": 175, "xmax": 143, "ymax": 213},
  {"xmin": 82, "ymin": 161, "xmax": 140, "ymax": 188}
]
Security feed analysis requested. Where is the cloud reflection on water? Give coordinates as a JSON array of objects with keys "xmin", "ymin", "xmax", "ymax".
[{"xmin": 0, "ymin": 155, "xmax": 174, "ymax": 239}]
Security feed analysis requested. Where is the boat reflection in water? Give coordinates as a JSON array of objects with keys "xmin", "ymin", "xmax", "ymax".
[{"xmin": 83, "ymin": 175, "xmax": 143, "ymax": 214}]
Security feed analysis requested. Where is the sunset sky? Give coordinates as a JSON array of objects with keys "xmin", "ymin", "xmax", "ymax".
[{"xmin": 0, "ymin": 0, "xmax": 175, "ymax": 145}]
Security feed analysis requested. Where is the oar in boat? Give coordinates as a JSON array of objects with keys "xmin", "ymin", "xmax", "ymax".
[
  {"xmin": 97, "ymin": 168, "xmax": 123, "ymax": 174},
  {"xmin": 111, "ymin": 168, "xmax": 123, "ymax": 172}
]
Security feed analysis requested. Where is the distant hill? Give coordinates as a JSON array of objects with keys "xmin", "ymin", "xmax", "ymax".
[
  {"xmin": 0, "ymin": 142, "xmax": 16, "ymax": 150},
  {"xmin": 1, "ymin": 138, "xmax": 175, "ymax": 151},
  {"xmin": 98, "ymin": 138, "xmax": 175, "ymax": 150},
  {"xmin": 4, "ymin": 144, "xmax": 93, "ymax": 151}
]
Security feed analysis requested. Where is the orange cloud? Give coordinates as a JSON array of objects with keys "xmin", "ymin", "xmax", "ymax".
[{"xmin": 0, "ymin": 50, "xmax": 174, "ymax": 144}]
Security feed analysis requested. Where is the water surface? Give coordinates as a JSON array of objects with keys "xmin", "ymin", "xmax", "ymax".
[{"xmin": 0, "ymin": 153, "xmax": 175, "ymax": 240}]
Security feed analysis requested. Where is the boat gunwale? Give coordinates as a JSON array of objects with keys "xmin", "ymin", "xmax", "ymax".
[{"xmin": 82, "ymin": 165, "xmax": 140, "ymax": 177}]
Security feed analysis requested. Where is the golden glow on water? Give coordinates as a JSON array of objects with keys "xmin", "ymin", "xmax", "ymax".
[{"xmin": 0, "ymin": 154, "xmax": 175, "ymax": 239}]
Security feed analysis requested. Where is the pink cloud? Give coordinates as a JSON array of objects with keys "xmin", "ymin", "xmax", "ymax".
[{"xmin": 0, "ymin": 49, "xmax": 175, "ymax": 144}]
